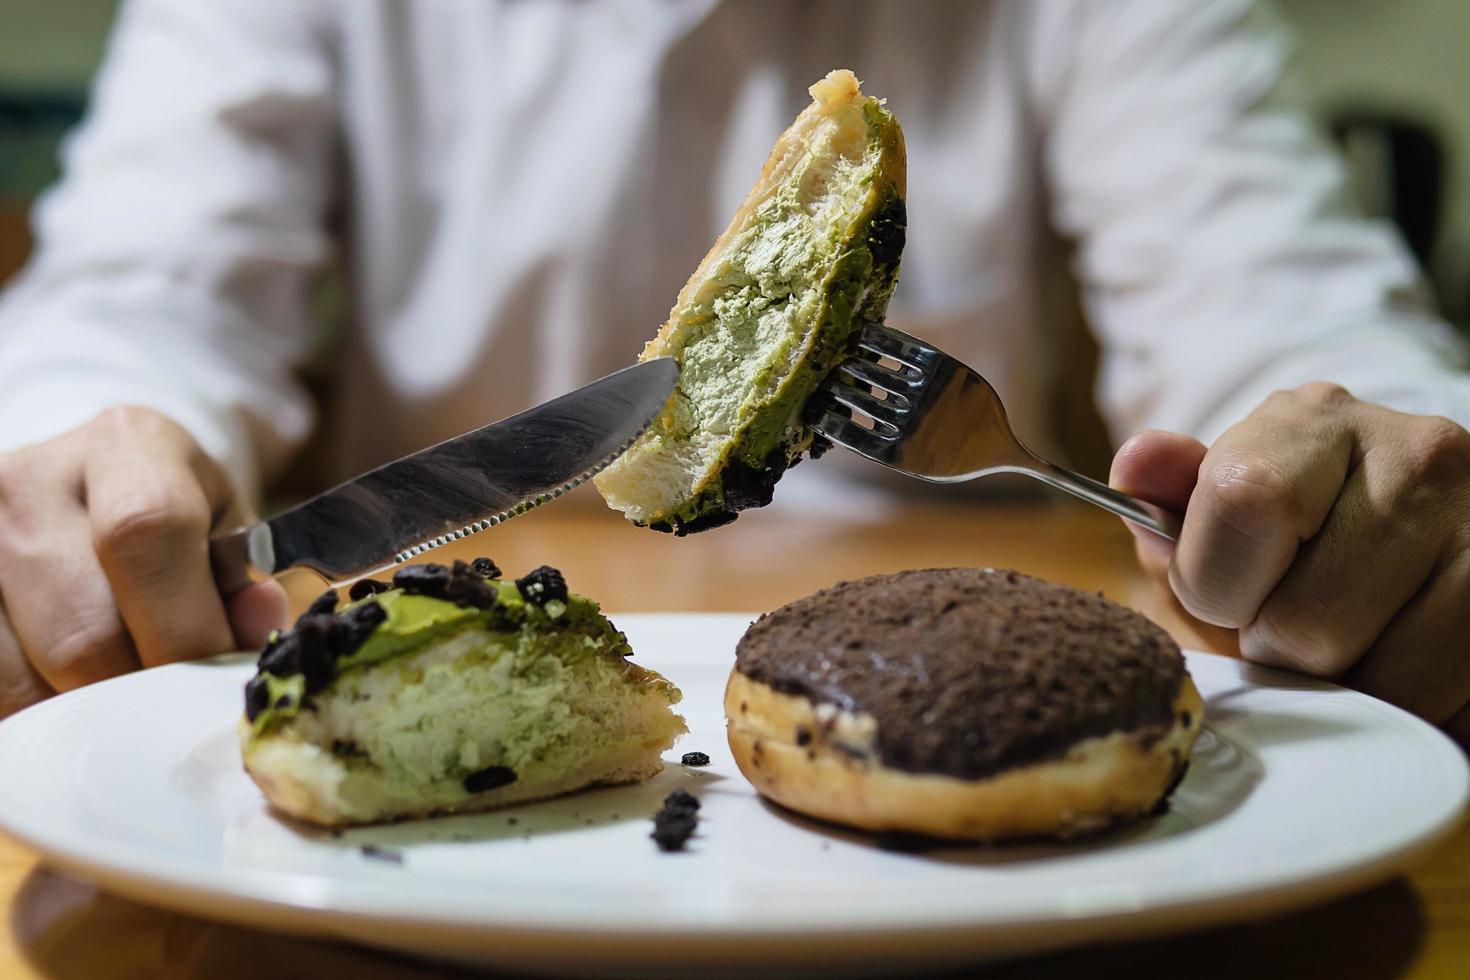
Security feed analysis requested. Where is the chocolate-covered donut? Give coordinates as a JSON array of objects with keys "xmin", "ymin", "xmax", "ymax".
[{"xmin": 725, "ymin": 568, "xmax": 1202, "ymax": 841}]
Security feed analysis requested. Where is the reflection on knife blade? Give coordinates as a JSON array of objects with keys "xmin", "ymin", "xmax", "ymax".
[{"xmin": 210, "ymin": 358, "xmax": 679, "ymax": 592}]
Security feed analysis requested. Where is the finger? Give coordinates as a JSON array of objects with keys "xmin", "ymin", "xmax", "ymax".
[
  {"xmin": 1339, "ymin": 549, "xmax": 1470, "ymax": 724},
  {"xmin": 85, "ymin": 411, "xmax": 238, "ymax": 667},
  {"xmin": 1111, "ymin": 430, "xmax": 1207, "ymax": 563},
  {"xmin": 227, "ymin": 580, "xmax": 291, "ymax": 650},
  {"xmin": 1169, "ymin": 384, "xmax": 1358, "ymax": 628},
  {"xmin": 0, "ymin": 444, "xmax": 141, "ymax": 691},
  {"xmin": 1242, "ymin": 454, "xmax": 1440, "ymax": 677},
  {"xmin": 1111, "ymin": 430, "xmax": 1208, "ymax": 509},
  {"xmin": 1443, "ymin": 701, "xmax": 1470, "ymax": 750},
  {"xmin": 0, "ymin": 601, "xmax": 53, "ymax": 718}
]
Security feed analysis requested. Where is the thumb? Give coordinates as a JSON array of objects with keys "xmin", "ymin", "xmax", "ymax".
[
  {"xmin": 1109, "ymin": 429, "xmax": 1207, "ymax": 564},
  {"xmin": 227, "ymin": 580, "xmax": 291, "ymax": 650}
]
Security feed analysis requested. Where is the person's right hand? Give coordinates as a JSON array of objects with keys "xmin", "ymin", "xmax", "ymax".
[{"xmin": 0, "ymin": 406, "xmax": 289, "ymax": 717}]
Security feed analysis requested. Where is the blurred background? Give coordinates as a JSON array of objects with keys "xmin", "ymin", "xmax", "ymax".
[
  {"xmin": 4, "ymin": 0, "xmax": 1469, "ymax": 324},
  {"xmin": 0, "ymin": 0, "xmax": 1467, "ymax": 488}
]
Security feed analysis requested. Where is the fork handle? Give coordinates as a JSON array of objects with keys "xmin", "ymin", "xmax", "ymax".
[{"xmin": 1021, "ymin": 457, "xmax": 1182, "ymax": 541}]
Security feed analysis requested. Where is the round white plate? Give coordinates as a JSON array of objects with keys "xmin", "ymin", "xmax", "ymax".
[{"xmin": 0, "ymin": 614, "xmax": 1464, "ymax": 977}]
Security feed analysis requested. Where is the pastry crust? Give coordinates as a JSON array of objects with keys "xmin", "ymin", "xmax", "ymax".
[
  {"xmin": 726, "ymin": 670, "xmax": 1202, "ymax": 840},
  {"xmin": 243, "ymin": 720, "xmax": 672, "ymax": 828}
]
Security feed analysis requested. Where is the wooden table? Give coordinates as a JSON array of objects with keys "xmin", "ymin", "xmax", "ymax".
[{"xmin": 0, "ymin": 494, "xmax": 1466, "ymax": 978}]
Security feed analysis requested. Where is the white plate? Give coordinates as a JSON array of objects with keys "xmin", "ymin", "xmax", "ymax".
[{"xmin": 0, "ymin": 614, "xmax": 1464, "ymax": 977}]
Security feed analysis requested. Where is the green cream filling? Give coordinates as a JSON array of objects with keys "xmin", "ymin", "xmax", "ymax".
[
  {"xmin": 320, "ymin": 627, "xmax": 669, "ymax": 798},
  {"xmin": 247, "ymin": 581, "xmax": 631, "ymax": 740}
]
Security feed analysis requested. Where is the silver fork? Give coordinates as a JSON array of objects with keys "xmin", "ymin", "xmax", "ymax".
[{"xmin": 808, "ymin": 322, "xmax": 1182, "ymax": 540}]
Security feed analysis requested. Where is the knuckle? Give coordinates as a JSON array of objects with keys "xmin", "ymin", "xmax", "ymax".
[
  {"xmin": 0, "ymin": 456, "xmax": 45, "ymax": 559},
  {"xmin": 1242, "ymin": 599, "xmax": 1354, "ymax": 677},
  {"xmin": 93, "ymin": 490, "xmax": 207, "ymax": 561},
  {"xmin": 1167, "ymin": 562, "xmax": 1248, "ymax": 628},
  {"xmin": 1202, "ymin": 454, "xmax": 1300, "ymax": 541},
  {"xmin": 1294, "ymin": 381, "xmax": 1355, "ymax": 409},
  {"xmin": 0, "ymin": 455, "xmax": 20, "ymax": 519},
  {"xmin": 1401, "ymin": 416, "xmax": 1470, "ymax": 483},
  {"xmin": 90, "ymin": 404, "xmax": 158, "ymax": 435},
  {"xmin": 43, "ymin": 621, "xmax": 129, "ymax": 689},
  {"xmin": 0, "ymin": 681, "xmax": 47, "ymax": 719}
]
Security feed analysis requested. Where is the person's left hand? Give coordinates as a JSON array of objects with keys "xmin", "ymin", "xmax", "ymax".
[{"xmin": 1109, "ymin": 382, "xmax": 1470, "ymax": 741}]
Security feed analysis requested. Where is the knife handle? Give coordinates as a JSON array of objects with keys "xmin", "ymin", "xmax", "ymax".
[{"xmin": 210, "ymin": 523, "xmax": 277, "ymax": 595}]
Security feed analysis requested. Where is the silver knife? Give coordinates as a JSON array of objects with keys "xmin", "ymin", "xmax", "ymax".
[{"xmin": 209, "ymin": 358, "xmax": 678, "ymax": 592}]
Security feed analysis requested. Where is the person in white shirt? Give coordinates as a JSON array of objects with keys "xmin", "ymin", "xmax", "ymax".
[{"xmin": 0, "ymin": 0, "xmax": 1468, "ymax": 732}]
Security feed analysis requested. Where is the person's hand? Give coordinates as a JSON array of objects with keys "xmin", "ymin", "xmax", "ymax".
[
  {"xmin": 1109, "ymin": 383, "xmax": 1470, "ymax": 740},
  {"xmin": 0, "ymin": 407, "xmax": 289, "ymax": 717}
]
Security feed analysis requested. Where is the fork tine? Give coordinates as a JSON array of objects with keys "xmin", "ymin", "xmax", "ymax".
[
  {"xmin": 826, "ymin": 382, "xmax": 908, "ymax": 427},
  {"xmin": 836, "ymin": 357, "xmax": 923, "ymax": 395},
  {"xmin": 857, "ymin": 322, "xmax": 938, "ymax": 371},
  {"xmin": 809, "ymin": 404, "xmax": 902, "ymax": 460}
]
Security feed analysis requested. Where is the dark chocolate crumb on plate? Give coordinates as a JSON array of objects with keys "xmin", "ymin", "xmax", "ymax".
[
  {"xmin": 651, "ymin": 789, "xmax": 700, "ymax": 852},
  {"xmin": 471, "ymin": 556, "xmax": 502, "ymax": 579},
  {"xmin": 516, "ymin": 565, "xmax": 568, "ymax": 605},
  {"xmin": 681, "ymin": 751, "xmax": 711, "ymax": 767},
  {"xmin": 463, "ymin": 764, "xmax": 518, "ymax": 794},
  {"xmin": 664, "ymin": 788, "xmax": 700, "ymax": 812},
  {"xmin": 360, "ymin": 844, "xmax": 404, "ymax": 864}
]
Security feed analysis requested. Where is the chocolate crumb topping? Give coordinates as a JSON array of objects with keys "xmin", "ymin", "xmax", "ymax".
[
  {"xmin": 348, "ymin": 578, "xmax": 389, "ymax": 601},
  {"xmin": 292, "ymin": 616, "xmax": 336, "ymax": 692},
  {"xmin": 735, "ymin": 568, "xmax": 1185, "ymax": 781},
  {"xmin": 301, "ymin": 590, "xmax": 339, "ymax": 621},
  {"xmin": 470, "ymin": 556, "xmax": 502, "ymax": 579},
  {"xmin": 446, "ymin": 560, "xmax": 498, "ymax": 609},
  {"xmin": 463, "ymin": 764, "xmax": 518, "ymax": 794},
  {"xmin": 680, "ymin": 751, "xmax": 711, "ymax": 767},
  {"xmin": 393, "ymin": 563, "xmax": 452, "ymax": 597},
  {"xmin": 516, "ymin": 565, "xmax": 568, "ymax": 605},
  {"xmin": 337, "ymin": 600, "xmax": 387, "ymax": 650},
  {"xmin": 244, "ymin": 675, "xmax": 270, "ymax": 722}
]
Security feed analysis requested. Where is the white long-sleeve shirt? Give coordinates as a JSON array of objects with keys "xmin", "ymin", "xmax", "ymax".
[{"xmin": 1, "ymin": 0, "xmax": 1468, "ymax": 506}]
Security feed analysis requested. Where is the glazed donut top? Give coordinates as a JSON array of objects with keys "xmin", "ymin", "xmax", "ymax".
[{"xmin": 734, "ymin": 568, "xmax": 1187, "ymax": 780}]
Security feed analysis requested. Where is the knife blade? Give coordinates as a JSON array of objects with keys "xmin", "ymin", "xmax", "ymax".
[{"xmin": 210, "ymin": 358, "xmax": 678, "ymax": 591}]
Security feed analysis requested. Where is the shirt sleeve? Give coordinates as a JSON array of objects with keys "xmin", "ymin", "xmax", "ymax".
[
  {"xmin": 1031, "ymin": 0, "xmax": 1470, "ymax": 445},
  {"xmin": 0, "ymin": 0, "xmax": 337, "ymax": 500}
]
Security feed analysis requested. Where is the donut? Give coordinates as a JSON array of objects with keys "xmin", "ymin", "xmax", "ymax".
[
  {"xmin": 240, "ymin": 560, "xmax": 686, "ymax": 827},
  {"xmin": 594, "ymin": 69, "xmax": 907, "ymax": 534},
  {"xmin": 726, "ymin": 568, "xmax": 1202, "ymax": 841}
]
